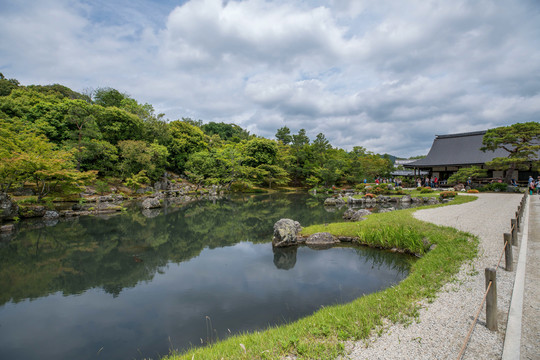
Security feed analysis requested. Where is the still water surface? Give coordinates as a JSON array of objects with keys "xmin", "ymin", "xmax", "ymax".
[{"xmin": 0, "ymin": 193, "xmax": 413, "ymax": 359}]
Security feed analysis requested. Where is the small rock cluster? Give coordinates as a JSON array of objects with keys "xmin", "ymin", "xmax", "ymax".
[
  {"xmin": 324, "ymin": 194, "xmax": 441, "ymax": 207},
  {"xmin": 270, "ymin": 217, "xmax": 361, "ymax": 249},
  {"xmin": 343, "ymin": 208, "xmax": 372, "ymax": 221}
]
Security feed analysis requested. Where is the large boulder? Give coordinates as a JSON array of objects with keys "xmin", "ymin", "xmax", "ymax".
[
  {"xmin": 343, "ymin": 208, "xmax": 371, "ymax": 221},
  {"xmin": 18, "ymin": 205, "xmax": 47, "ymax": 219},
  {"xmin": 142, "ymin": 197, "xmax": 162, "ymax": 209},
  {"xmin": 43, "ymin": 211, "xmax": 59, "ymax": 219},
  {"xmin": 454, "ymin": 184, "xmax": 465, "ymax": 191},
  {"xmin": 324, "ymin": 197, "xmax": 346, "ymax": 206},
  {"xmin": 0, "ymin": 193, "xmax": 18, "ymax": 221},
  {"xmin": 400, "ymin": 195, "xmax": 412, "ymax": 203},
  {"xmin": 272, "ymin": 219, "xmax": 302, "ymax": 247},
  {"xmin": 347, "ymin": 196, "xmax": 365, "ymax": 204},
  {"xmin": 305, "ymin": 232, "xmax": 338, "ymax": 248},
  {"xmin": 1, "ymin": 224, "xmax": 15, "ymax": 233}
]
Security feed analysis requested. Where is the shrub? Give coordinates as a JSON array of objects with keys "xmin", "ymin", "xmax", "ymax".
[
  {"xmin": 16, "ymin": 196, "xmax": 38, "ymax": 205},
  {"xmin": 364, "ymin": 193, "xmax": 376, "ymax": 198},
  {"xmin": 355, "ymin": 183, "xmax": 367, "ymax": 192},
  {"xmin": 371, "ymin": 184, "xmax": 392, "ymax": 195},
  {"xmin": 420, "ymin": 187, "xmax": 434, "ymax": 194},
  {"xmin": 395, "ymin": 189, "xmax": 406, "ymax": 195},
  {"xmin": 491, "ymin": 183, "xmax": 509, "ymax": 192},
  {"xmin": 95, "ymin": 180, "xmax": 110, "ymax": 195},
  {"xmin": 124, "ymin": 170, "xmax": 150, "ymax": 191},
  {"xmin": 440, "ymin": 191, "xmax": 457, "ymax": 199},
  {"xmin": 467, "ymin": 189, "xmax": 479, "ymax": 193},
  {"xmin": 478, "ymin": 183, "xmax": 510, "ymax": 192}
]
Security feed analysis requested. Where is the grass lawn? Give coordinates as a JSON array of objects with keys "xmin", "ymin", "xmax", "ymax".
[{"xmin": 164, "ymin": 195, "xmax": 477, "ymax": 360}]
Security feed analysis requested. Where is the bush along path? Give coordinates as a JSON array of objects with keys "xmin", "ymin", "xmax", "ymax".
[{"xmin": 164, "ymin": 195, "xmax": 478, "ymax": 360}]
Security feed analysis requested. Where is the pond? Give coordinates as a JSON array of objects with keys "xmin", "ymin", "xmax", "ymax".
[{"xmin": 0, "ymin": 193, "xmax": 414, "ymax": 360}]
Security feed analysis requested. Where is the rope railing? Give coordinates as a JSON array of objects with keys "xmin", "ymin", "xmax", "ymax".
[
  {"xmin": 456, "ymin": 193, "xmax": 527, "ymax": 360},
  {"xmin": 456, "ymin": 280, "xmax": 493, "ymax": 360}
]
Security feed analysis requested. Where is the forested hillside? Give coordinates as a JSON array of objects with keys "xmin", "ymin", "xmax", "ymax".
[{"xmin": 0, "ymin": 74, "xmax": 393, "ymax": 195}]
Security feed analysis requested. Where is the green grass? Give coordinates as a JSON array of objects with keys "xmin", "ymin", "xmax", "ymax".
[{"xmin": 164, "ymin": 195, "xmax": 478, "ymax": 360}]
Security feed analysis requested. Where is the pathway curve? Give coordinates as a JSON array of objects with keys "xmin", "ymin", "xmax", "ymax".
[{"xmin": 346, "ymin": 193, "xmax": 523, "ymax": 360}]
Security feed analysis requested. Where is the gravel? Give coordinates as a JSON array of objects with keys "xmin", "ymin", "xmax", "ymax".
[{"xmin": 345, "ymin": 193, "xmax": 523, "ymax": 360}]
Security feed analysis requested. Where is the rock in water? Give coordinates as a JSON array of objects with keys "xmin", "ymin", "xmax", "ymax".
[
  {"xmin": 305, "ymin": 232, "xmax": 337, "ymax": 247},
  {"xmin": 272, "ymin": 219, "xmax": 302, "ymax": 247},
  {"xmin": 324, "ymin": 197, "xmax": 346, "ymax": 206},
  {"xmin": 342, "ymin": 208, "xmax": 371, "ymax": 221},
  {"xmin": 142, "ymin": 197, "xmax": 161, "ymax": 209},
  {"xmin": 0, "ymin": 193, "xmax": 18, "ymax": 221}
]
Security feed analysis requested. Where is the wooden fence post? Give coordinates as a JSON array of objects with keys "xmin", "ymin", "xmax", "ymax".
[
  {"xmin": 515, "ymin": 211, "xmax": 520, "ymax": 231},
  {"xmin": 485, "ymin": 268, "xmax": 498, "ymax": 331},
  {"xmin": 511, "ymin": 219, "xmax": 518, "ymax": 246},
  {"xmin": 503, "ymin": 233, "xmax": 513, "ymax": 271}
]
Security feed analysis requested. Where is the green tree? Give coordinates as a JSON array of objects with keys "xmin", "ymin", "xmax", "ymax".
[
  {"xmin": 312, "ymin": 133, "xmax": 331, "ymax": 153},
  {"xmin": 94, "ymin": 106, "xmax": 144, "ymax": 144},
  {"xmin": 168, "ymin": 120, "xmax": 208, "ymax": 171},
  {"xmin": 93, "ymin": 87, "xmax": 126, "ymax": 108},
  {"xmin": 275, "ymin": 126, "xmax": 292, "ymax": 145},
  {"xmin": 118, "ymin": 140, "xmax": 169, "ymax": 181},
  {"xmin": 215, "ymin": 143, "xmax": 250, "ymax": 187},
  {"xmin": 292, "ymin": 129, "xmax": 310, "ymax": 147},
  {"xmin": 201, "ymin": 122, "xmax": 250, "ymax": 142},
  {"xmin": 79, "ymin": 139, "xmax": 118, "ymax": 176},
  {"xmin": 28, "ymin": 84, "xmax": 89, "ymax": 101},
  {"xmin": 65, "ymin": 100, "xmax": 100, "ymax": 171},
  {"xmin": 0, "ymin": 73, "xmax": 20, "ymax": 97},
  {"xmin": 0, "ymin": 118, "xmax": 96, "ymax": 199},
  {"xmin": 481, "ymin": 122, "xmax": 540, "ymax": 182},
  {"xmin": 289, "ymin": 129, "xmax": 312, "ymax": 185},
  {"xmin": 447, "ymin": 166, "xmax": 488, "ymax": 184},
  {"xmin": 184, "ymin": 150, "xmax": 224, "ymax": 189},
  {"xmin": 244, "ymin": 138, "xmax": 278, "ymax": 167}
]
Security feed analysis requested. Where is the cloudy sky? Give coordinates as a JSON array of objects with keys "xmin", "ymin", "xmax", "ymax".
[{"xmin": 1, "ymin": 0, "xmax": 539, "ymax": 157}]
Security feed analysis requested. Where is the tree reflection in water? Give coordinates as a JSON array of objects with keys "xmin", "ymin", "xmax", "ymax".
[{"xmin": 0, "ymin": 193, "xmax": 415, "ymax": 360}]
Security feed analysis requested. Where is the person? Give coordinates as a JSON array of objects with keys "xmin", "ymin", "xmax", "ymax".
[
  {"xmin": 529, "ymin": 179, "xmax": 536, "ymax": 195},
  {"xmin": 467, "ymin": 177, "xmax": 472, "ymax": 187},
  {"xmin": 511, "ymin": 179, "xmax": 518, "ymax": 187},
  {"xmin": 537, "ymin": 177, "xmax": 540, "ymax": 195}
]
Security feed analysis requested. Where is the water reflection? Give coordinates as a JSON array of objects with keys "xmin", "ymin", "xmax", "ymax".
[
  {"xmin": 273, "ymin": 246, "xmax": 297, "ymax": 270},
  {"xmin": 0, "ymin": 193, "xmax": 414, "ymax": 360}
]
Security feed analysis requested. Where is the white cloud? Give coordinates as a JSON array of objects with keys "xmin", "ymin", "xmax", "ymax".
[{"xmin": 1, "ymin": 0, "xmax": 539, "ymax": 157}]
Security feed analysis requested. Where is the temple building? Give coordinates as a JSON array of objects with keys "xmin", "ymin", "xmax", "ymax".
[{"xmin": 403, "ymin": 130, "xmax": 537, "ymax": 183}]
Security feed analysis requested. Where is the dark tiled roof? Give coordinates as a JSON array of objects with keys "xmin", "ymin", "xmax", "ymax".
[
  {"xmin": 391, "ymin": 170, "xmax": 429, "ymax": 176},
  {"xmin": 404, "ymin": 131, "xmax": 508, "ymax": 167}
]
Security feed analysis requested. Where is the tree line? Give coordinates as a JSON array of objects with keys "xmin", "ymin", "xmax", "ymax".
[{"xmin": 0, "ymin": 74, "xmax": 394, "ymax": 196}]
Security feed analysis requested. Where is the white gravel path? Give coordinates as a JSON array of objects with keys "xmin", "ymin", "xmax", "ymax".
[{"xmin": 346, "ymin": 193, "xmax": 523, "ymax": 360}]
